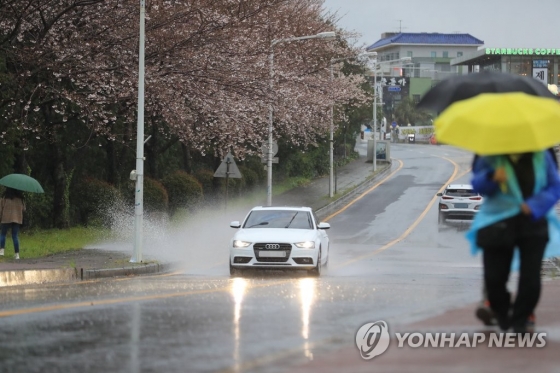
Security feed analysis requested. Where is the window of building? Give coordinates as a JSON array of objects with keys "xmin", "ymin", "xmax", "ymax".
[
  {"xmin": 435, "ymin": 63, "xmax": 450, "ymax": 72},
  {"xmin": 443, "ymin": 51, "xmax": 449, "ymax": 58},
  {"xmin": 431, "ymin": 51, "xmax": 436, "ymax": 58},
  {"xmin": 407, "ymin": 51, "xmax": 413, "ymax": 57},
  {"xmin": 508, "ymin": 57, "xmax": 531, "ymax": 76},
  {"xmin": 457, "ymin": 51, "xmax": 463, "ymax": 57}
]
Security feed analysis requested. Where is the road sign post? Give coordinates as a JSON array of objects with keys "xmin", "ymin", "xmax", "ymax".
[
  {"xmin": 261, "ymin": 141, "xmax": 279, "ymax": 205},
  {"xmin": 214, "ymin": 152, "xmax": 242, "ymax": 210}
]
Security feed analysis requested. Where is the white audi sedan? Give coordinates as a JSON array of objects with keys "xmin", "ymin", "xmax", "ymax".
[{"xmin": 229, "ymin": 206, "xmax": 330, "ymax": 276}]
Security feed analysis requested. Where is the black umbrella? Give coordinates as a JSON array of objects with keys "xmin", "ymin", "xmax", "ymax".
[{"xmin": 416, "ymin": 70, "xmax": 557, "ymax": 112}]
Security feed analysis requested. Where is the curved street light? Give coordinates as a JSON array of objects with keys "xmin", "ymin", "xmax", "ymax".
[{"xmin": 266, "ymin": 31, "xmax": 336, "ymax": 206}]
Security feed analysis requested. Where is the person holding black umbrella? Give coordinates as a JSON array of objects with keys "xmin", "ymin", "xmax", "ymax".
[
  {"xmin": 431, "ymin": 92, "xmax": 560, "ymax": 334},
  {"xmin": 469, "ymin": 150, "xmax": 560, "ymax": 333},
  {"xmin": 419, "ymin": 73, "xmax": 560, "ymax": 331},
  {"xmin": 0, "ymin": 187, "xmax": 26, "ymax": 259}
]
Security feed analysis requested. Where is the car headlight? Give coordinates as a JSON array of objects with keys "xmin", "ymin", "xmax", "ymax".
[
  {"xmin": 233, "ymin": 240, "xmax": 251, "ymax": 248},
  {"xmin": 294, "ymin": 241, "xmax": 315, "ymax": 249}
]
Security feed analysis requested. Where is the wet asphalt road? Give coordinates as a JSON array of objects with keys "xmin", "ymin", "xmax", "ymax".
[{"xmin": 0, "ymin": 144, "xmax": 486, "ymax": 373}]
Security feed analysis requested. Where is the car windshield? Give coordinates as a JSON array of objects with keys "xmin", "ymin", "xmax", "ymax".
[
  {"xmin": 243, "ymin": 210, "xmax": 314, "ymax": 229},
  {"xmin": 445, "ymin": 188, "xmax": 478, "ymax": 197}
]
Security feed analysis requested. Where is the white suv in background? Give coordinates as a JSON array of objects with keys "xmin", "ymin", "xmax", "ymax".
[{"xmin": 437, "ymin": 184, "xmax": 483, "ymax": 225}]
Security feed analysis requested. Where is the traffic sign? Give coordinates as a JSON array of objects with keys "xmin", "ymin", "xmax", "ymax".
[
  {"xmin": 214, "ymin": 152, "xmax": 242, "ymax": 178},
  {"xmin": 261, "ymin": 140, "xmax": 278, "ymax": 158}
]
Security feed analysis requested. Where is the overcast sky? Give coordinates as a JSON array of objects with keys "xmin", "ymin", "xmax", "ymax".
[{"xmin": 322, "ymin": 0, "xmax": 558, "ymax": 50}]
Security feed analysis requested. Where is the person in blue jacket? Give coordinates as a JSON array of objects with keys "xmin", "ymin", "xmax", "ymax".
[{"xmin": 467, "ymin": 150, "xmax": 560, "ymax": 333}]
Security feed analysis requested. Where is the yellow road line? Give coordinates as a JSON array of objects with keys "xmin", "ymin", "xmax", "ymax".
[
  {"xmin": 0, "ymin": 279, "xmax": 288, "ymax": 318},
  {"xmin": 334, "ymin": 156, "xmax": 460, "ymax": 268}
]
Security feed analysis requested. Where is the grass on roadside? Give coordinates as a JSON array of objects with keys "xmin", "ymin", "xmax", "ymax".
[{"xmin": 0, "ymin": 227, "xmax": 113, "ymax": 261}]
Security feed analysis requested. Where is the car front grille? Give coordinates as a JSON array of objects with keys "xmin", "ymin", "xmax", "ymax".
[{"xmin": 253, "ymin": 243, "xmax": 292, "ymax": 262}]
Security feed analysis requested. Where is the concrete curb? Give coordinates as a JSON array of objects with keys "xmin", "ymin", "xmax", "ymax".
[
  {"xmin": 0, "ymin": 262, "xmax": 174, "ymax": 287},
  {"xmin": 81, "ymin": 262, "xmax": 174, "ymax": 280},
  {"xmin": 0, "ymin": 268, "xmax": 78, "ymax": 287}
]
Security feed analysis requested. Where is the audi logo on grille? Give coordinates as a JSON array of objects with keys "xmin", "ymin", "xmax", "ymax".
[{"xmin": 265, "ymin": 244, "xmax": 280, "ymax": 250}]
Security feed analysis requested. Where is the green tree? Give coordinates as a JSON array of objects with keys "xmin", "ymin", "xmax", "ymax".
[
  {"xmin": 394, "ymin": 97, "xmax": 434, "ymax": 126},
  {"xmin": 335, "ymin": 59, "xmax": 377, "ymax": 157}
]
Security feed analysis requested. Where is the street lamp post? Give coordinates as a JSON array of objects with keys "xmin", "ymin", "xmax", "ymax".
[
  {"xmin": 371, "ymin": 56, "xmax": 411, "ymax": 171},
  {"xmin": 266, "ymin": 31, "xmax": 336, "ymax": 206},
  {"xmin": 373, "ymin": 59, "xmax": 378, "ymax": 171},
  {"xmin": 329, "ymin": 51, "xmax": 376, "ymax": 198},
  {"xmin": 131, "ymin": 0, "xmax": 146, "ymax": 263},
  {"xmin": 329, "ymin": 63, "xmax": 334, "ymax": 198}
]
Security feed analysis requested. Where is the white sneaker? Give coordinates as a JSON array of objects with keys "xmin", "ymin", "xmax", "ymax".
[
  {"xmin": 15, "ymin": 253, "xmax": 19, "ymax": 260},
  {"xmin": 0, "ymin": 249, "xmax": 4, "ymax": 256}
]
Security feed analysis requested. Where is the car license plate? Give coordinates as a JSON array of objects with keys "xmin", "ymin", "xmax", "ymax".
[
  {"xmin": 454, "ymin": 203, "xmax": 468, "ymax": 208},
  {"xmin": 259, "ymin": 251, "xmax": 286, "ymax": 258}
]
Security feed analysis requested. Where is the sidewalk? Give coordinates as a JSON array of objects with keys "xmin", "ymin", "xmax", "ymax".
[{"xmin": 291, "ymin": 278, "xmax": 560, "ymax": 373}]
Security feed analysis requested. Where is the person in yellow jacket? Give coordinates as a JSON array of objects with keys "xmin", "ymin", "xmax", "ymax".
[{"xmin": 0, "ymin": 188, "xmax": 26, "ymax": 259}]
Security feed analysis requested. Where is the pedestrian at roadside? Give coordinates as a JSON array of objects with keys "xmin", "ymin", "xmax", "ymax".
[
  {"xmin": 471, "ymin": 150, "xmax": 560, "ymax": 328},
  {"xmin": 467, "ymin": 150, "xmax": 560, "ymax": 333},
  {"xmin": 0, "ymin": 187, "xmax": 26, "ymax": 259}
]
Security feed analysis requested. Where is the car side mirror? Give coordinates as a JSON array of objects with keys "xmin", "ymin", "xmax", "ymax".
[
  {"xmin": 230, "ymin": 221, "xmax": 241, "ymax": 228},
  {"xmin": 436, "ymin": 193, "xmax": 442, "ymax": 196},
  {"xmin": 317, "ymin": 222, "xmax": 330, "ymax": 230}
]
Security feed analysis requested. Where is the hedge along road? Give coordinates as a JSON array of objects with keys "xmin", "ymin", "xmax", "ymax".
[{"xmin": 0, "ymin": 144, "xmax": 482, "ymax": 373}]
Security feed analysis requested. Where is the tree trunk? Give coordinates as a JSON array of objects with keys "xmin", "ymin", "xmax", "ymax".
[
  {"xmin": 181, "ymin": 142, "xmax": 192, "ymax": 173},
  {"xmin": 106, "ymin": 138, "xmax": 118, "ymax": 186},
  {"xmin": 145, "ymin": 119, "xmax": 158, "ymax": 179},
  {"xmin": 51, "ymin": 143, "xmax": 69, "ymax": 228},
  {"xmin": 120, "ymin": 115, "xmax": 133, "ymax": 181},
  {"xmin": 12, "ymin": 142, "xmax": 28, "ymax": 174},
  {"xmin": 212, "ymin": 154, "xmax": 222, "ymax": 194}
]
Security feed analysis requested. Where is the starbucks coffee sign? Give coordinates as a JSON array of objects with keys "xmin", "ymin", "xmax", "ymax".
[{"xmin": 486, "ymin": 48, "xmax": 560, "ymax": 56}]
